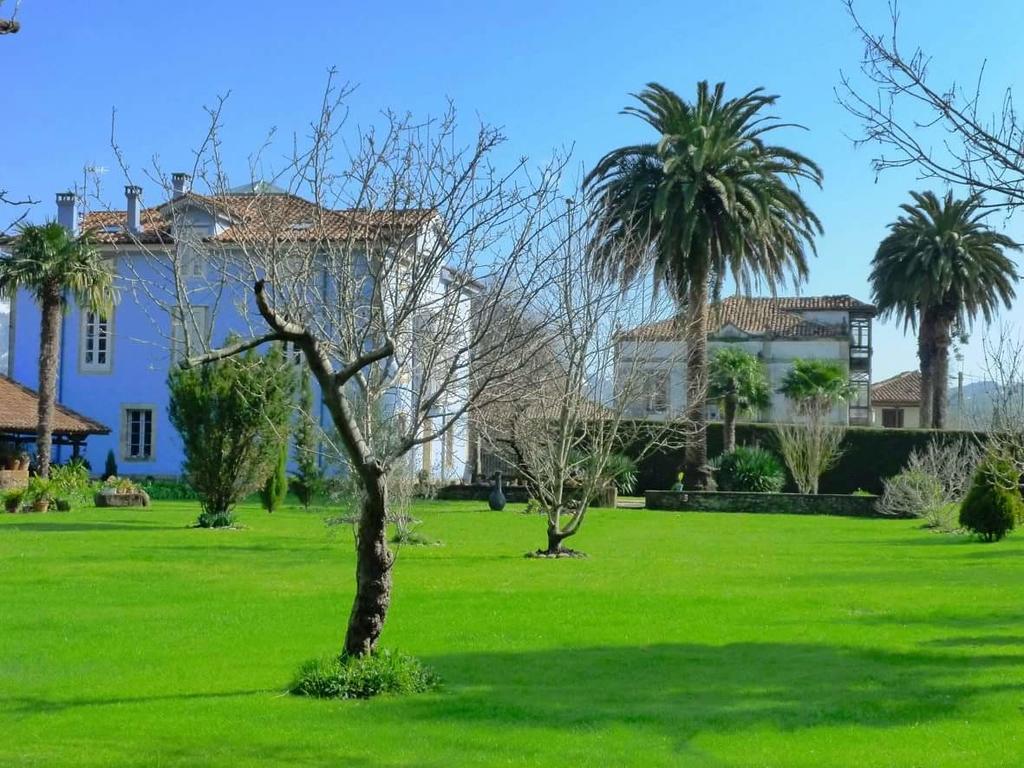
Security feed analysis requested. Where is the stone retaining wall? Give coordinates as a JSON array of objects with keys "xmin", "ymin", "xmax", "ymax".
[
  {"xmin": 645, "ymin": 490, "xmax": 890, "ymax": 518},
  {"xmin": 0, "ymin": 469, "xmax": 28, "ymax": 491}
]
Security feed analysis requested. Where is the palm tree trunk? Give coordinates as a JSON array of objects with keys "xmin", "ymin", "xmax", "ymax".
[
  {"xmin": 36, "ymin": 286, "xmax": 63, "ymax": 478},
  {"xmin": 683, "ymin": 278, "xmax": 713, "ymax": 490},
  {"xmin": 723, "ymin": 395, "xmax": 738, "ymax": 453},
  {"xmin": 931, "ymin": 314, "xmax": 953, "ymax": 429},
  {"xmin": 917, "ymin": 310, "xmax": 935, "ymax": 431}
]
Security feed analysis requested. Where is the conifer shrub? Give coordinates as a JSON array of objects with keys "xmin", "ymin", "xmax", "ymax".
[{"xmin": 959, "ymin": 454, "xmax": 1022, "ymax": 542}]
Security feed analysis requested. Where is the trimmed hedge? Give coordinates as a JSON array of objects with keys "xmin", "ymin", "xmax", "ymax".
[{"xmin": 632, "ymin": 423, "xmax": 983, "ymax": 495}]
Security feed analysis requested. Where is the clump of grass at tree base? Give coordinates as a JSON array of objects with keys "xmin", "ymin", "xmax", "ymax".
[
  {"xmin": 290, "ymin": 649, "xmax": 439, "ymax": 699},
  {"xmin": 959, "ymin": 454, "xmax": 1022, "ymax": 542},
  {"xmin": 711, "ymin": 445, "xmax": 786, "ymax": 493}
]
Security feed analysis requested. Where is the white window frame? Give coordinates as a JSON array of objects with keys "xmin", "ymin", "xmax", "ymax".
[
  {"xmin": 79, "ymin": 309, "xmax": 113, "ymax": 373},
  {"xmin": 175, "ymin": 225, "xmax": 209, "ymax": 279},
  {"xmin": 121, "ymin": 405, "xmax": 156, "ymax": 462},
  {"xmin": 644, "ymin": 370, "xmax": 670, "ymax": 413}
]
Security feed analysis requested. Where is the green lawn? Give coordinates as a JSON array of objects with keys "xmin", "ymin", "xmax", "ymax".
[{"xmin": 2, "ymin": 501, "xmax": 1023, "ymax": 766}]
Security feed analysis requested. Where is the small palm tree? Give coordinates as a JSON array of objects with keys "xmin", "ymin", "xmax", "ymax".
[
  {"xmin": 871, "ymin": 191, "xmax": 1019, "ymax": 429},
  {"xmin": 586, "ymin": 81, "xmax": 822, "ymax": 488},
  {"xmin": 0, "ymin": 222, "xmax": 116, "ymax": 476},
  {"xmin": 708, "ymin": 347, "xmax": 770, "ymax": 453},
  {"xmin": 778, "ymin": 359, "xmax": 855, "ymax": 422}
]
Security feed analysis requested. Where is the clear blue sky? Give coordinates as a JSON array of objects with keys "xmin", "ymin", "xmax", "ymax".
[{"xmin": 4, "ymin": 0, "xmax": 1024, "ymax": 382}]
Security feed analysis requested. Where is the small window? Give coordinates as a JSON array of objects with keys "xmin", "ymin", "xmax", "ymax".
[
  {"xmin": 882, "ymin": 408, "xmax": 904, "ymax": 429},
  {"xmin": 644, "ymin": 370, "xmax": 670, "ymax": 413},
  {"xmin": 122, "ymin": 407, "xmax": 155, "ymax": 461},
  {"xmin": 175, "ymin": 225, "xmax": 209, "ymax": 278},
  {"xmin": 282, "ymin": 340, "xmax": 304, "ymax": 365},
  {"xmin": 80, "ymin": 310, "xmax": 112, "ymax": 372}
]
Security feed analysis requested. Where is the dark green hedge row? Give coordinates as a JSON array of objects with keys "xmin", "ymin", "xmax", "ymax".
[{"xmin": 631, "ymin": 422, "xmax": 983, "ymax": 495}]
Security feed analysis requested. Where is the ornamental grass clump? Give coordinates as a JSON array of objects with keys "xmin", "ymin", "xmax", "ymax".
[
  {"xmin": 290, "ymin": 650, "xmax": 439, "ymax": 699},
  {"xmin": 959, "ymin": 454, "xmax": 1022, "ymax": 542}
]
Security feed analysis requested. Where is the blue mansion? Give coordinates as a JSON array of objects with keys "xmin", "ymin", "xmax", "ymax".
[{"xmin": 1, "ymin": 177, "xmax": 474, "ymax": 481}]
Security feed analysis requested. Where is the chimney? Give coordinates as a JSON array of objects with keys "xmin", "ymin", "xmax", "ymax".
[
  {"xmin": 171, "ymin": 172, "xmax": 191, "ymax": 197},
  {"xmin": 125, "ymin": 185, "xmax": 142, "ymax": 233},
  {"xmin": 56, "ymin": 191, "xmax": 77, "ymax": 234}
]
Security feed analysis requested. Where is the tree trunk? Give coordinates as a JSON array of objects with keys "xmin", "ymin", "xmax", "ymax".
[
  {"xmin": 917, "ymin": 311, "xmax": 935, "ymax": 431},
  {"xmin": 723, "ymin": 395, "xmax": 738, "ymax": 454},
  {"xmin": 931, "ymin": 314, "xmax": 953, "ymax": 430},
  {"xmin": 343, "ymin": 472, "xmax": 393, "ymax": 657},
  {"xmin": 36, "ymin": 287, "xmax": 63, "ymax": 478},
  {"xmin": 683, "ymin": 278, "xmax": 713, "ymax": 490},
  {"xmin": 546, "ymin": 526, "xmax": 568, "ymax": 554}
]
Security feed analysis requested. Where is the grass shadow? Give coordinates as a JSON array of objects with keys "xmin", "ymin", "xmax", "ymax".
[
  {"xmin": 404, "ymin": 642, "xmax": 1024, "ymax": 750},
  {"xmin": 1, "ymin": 688, "xmax": 272, "ymax": 715},
  {"xmin": 0, "ymin": 521, "xmax": 188, "ymax": 533}
]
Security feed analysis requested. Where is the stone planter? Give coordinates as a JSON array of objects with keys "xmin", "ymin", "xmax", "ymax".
[
  {"xmin": 94, "ymin": 491, "xmax": 151, "ymax": 508},
  {"xmin": 0, "ymin": 469, "xmax": 28, "ymax": 491},
  {"xmin": 31, "ymin": 499, "xmax": 50, "ymax": 513}
]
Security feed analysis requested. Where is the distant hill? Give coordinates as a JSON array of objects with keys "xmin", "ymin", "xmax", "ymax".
[{"xmin": 948, "ymin": 380, "xmax": 1024, "ymax": 429}]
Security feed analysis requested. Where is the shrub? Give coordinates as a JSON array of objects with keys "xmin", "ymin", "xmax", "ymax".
[
  {"xmin": 711, "ymin": 446, "xmax": 785, "ymax": 493},
  {"xmin": 290, "ymin": 650, "xmax": 439, "ymax": 699},
  {"xmin": 959, "ymin": 455, "xmax": 1022, "ymax": 542},
  {"xmin": 878, "ymin": 468, "xmax": 945, "ymax": 521},
  {"xmin": 168, "ymin": 341, "xmax": 295, "ymax": 528},
  {"xmin": 139, "ymin": 479, "xmax": 199, "ymax": 501},
  {"xmin": 260, "ymin": 443, "xmax": 288, "ymax": 513},
  {"xmin": 104, "ymin": 449, "xmax": 118, "ymax": 480},
  {"xmin": 50, "ymin": 460, "xmax": 92, "ymax": 509},
  {"xmin": 291, "ymin": 367, "xmax": 324, "ymax": 509}
]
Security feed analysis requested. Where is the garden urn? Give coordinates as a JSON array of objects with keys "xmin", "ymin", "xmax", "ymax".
[{"xmin": 488, "ymin": 472, "xmax": 507, "ymax": 511}]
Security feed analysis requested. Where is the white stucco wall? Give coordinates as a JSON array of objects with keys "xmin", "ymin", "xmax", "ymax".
[
  {"xmin": 872, "ymin": 405, "xmax": 921, "ymax": 429},
  {"xmin": 616, "ymin": 336, "xmax": 854, "ymax": 425}
]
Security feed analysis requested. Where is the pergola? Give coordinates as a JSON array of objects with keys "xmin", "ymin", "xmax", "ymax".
[{"xmin": 0, "ymin": 375, "xmax": 110, "ymax": 457}]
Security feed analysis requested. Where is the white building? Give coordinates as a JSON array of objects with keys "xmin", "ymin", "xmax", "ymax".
[
  {"xmin": 871, "ymin": 370, "xmax": 921, "ymax": 428},
  {"xmin": 615, "ymin": 295, "xmax": 876, "ymax": 426}
]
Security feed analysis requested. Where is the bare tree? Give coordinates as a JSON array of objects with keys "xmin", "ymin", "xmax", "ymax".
[
  {"xmin": 0, "ymin": 0, "xmax": 19, "ymax": 35},
  {"xmin": 109, "ymin": 75, "xmax": 568, "ymax": 657},
  {"xmin": 839, "ymin": 1, "xmax": 1024, "ymax": 211},
  {"xmin": 979, "ymin": 327, "xmax": 1024, "ymax": 487},
  {"xmin": 480, "ymin": 203, "xmax": 691, "ymax": 556}
]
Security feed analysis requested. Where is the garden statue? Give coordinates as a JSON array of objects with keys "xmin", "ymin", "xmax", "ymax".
[{"xmin": 488, "ymin": 471, "xmax": 507, "ymax": 511}]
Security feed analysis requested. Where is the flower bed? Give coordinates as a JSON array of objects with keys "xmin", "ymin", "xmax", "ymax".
[{"xmin": 645, "ymin": 490, "xmax": 887, "ymax": 518}]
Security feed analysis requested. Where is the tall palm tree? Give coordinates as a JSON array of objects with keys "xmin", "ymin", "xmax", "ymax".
[
  {"xmin": 0, "ymin": 222, "xmax": 116, "ymax": 476},
  {"xmin": 586, "ymin": 82, "xmax": 822, "ymax": 488},
  {"xmin": 871, "ymin": 191, "xmax": 1019, "ymax": 429},
  {"xmin": 708, "ymin": 347, "xmax": 770, "ymax": 453}
]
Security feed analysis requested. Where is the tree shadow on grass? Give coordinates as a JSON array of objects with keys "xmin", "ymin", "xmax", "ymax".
[
  {"xmin": 1, "ymin": 688, "xmax": 272, "ymax": 715},
  {"xmin": 0, "ymin": 521, "xmax": 187, "ymax": 533},
  {"xmin": 406, "ymin": 642, "xmax": 1024, "ymax": 751}
]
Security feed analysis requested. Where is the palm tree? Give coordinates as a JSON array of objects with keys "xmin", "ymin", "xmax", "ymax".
[
  {"xmin": 708, "ymin": 347, "xmax": 770, "ymax": 453},
  {"xmin": 586, "ymin": 81, "xmax": 822, "ymax": 488},
  {"xmin": 778, "ymin": 359, "xmax": 855, "ymax": 422},
  {"xmin": 871, "ymin": 191, "xmax": 1019, "ymax": 429},
  {"xmin": 0, "ymin": 222, "xmax": 116, "ymax": 476}
]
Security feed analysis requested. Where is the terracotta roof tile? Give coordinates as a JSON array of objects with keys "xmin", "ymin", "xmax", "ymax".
[
  {"xmin": 871, "ymin": 370, "xmax": 921, "ymax": 405},
  {"xmin": 618, "ymin": 295, "xmax": 875, "ymax": 341},
  {"xmin": 0, "ymin": 376, "xmax": 110, "ymax": 436},
  {"xmin": 79, "ymin": 192, "xmax": 434, "ymax": 245}
]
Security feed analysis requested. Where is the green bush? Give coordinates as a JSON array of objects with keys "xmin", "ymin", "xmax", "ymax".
[
  {"xmin": 140, "ymin": 479, "xmax": 199, "ymax": 501},
  {"xmin": 290, "ymin": 649, "xmax": 439, "ymax": 699},
  {"xmin": 168, "ymin": 341, "xmax": 295, "ymax": 528},
  {"xmin": 711, "ymin": 445, "xmax": 785, "ymax": 493},
  {"xmin": 959, "ymin": 455, "xmax": 1021, "ymax": 542}
]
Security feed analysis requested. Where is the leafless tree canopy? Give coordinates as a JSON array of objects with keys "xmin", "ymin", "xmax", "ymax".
[
  {"xmin": 478, "ymin": 205, "xmax": 693, "ymax": 553},
  {"xmin": 839, "ymin": 1, "xmax": 1024, "ymax": 211}
]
